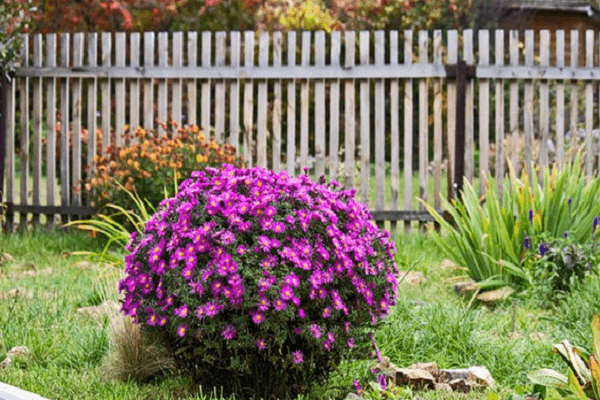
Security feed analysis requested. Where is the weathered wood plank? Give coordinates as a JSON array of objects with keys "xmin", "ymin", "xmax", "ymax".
[
  {"xmin": 46, "ymin": 34, "xmax": 57, "ymax": 215},
  {"xmin": 494, "ymin": 29, "xmax": 505, "ymax": 198},
  {"xmin": 509, "ymin": 30, "xmax": 519, "ymax": 176},
  {"xmin": 60, "ymin": 33, "xmax": 71, "ymax": 215},
  {"xmin": 72, "ymin": 33, "xmax": 84, "ymax": 207},
  {"xmin": 329, "ymin": 32, "xmax": 340, "ymax": 181},
  {"xmin": 201, "ymin": 31, "xmax": 211, "ymax": 134},
  {"xmin": 344, "ymin": 31, "xmax": 355, "ymax": 189},
  {"xmin": 524, "ymin": 30, "xmax": 534, "ymax": 186},
  {"xmin": 86, "ymin": 33, "xmax": 97, "ymax": 180},
  {"xmin": 433, "ymin": 30, "xmax": 443, "ymax": 210},
  {"xmin": 570, "ymin": 30, "xmax": 579, "ymax": 160},
  {"xmin": 539, "ymin": 30, "xmax": 550, "ymax": 174},
  {"xmin": 115, "ymin": 32, "xmax": 125, "ymax": 147},
  {"xmin": 478, "ymin": 30, "xmax": 490, "ymax": 196},
  {"xmin": 101, "ymin": 32, "xmax": 111, "ymax": 152},
  {"xmin": 463, "ymin": 29, "xmax": 474, "ymax": 183},
  {"xmin": 315, "ymin": 31, "xmax": 326, "ymax": 178},
  {"xmin": 19, "ymin": 34, "xmax": 29, "ymax": 224},
  {"xmin": 215, "ymin": 31, "xmax": 226, "ymax": 143},
  {"xmin": 585, "ymin": 30, "xmax": 593, "ymax": 180},
  {"xmin": 229, "ymin": 31, "xmax": 240, "ymax": 150},
  {"xmin": 404, "ymin": 30, "xmax": 414, "ymax": 233},
  {"xmin": 419, "ymin": 30, "xmax": 429, "ymax": 211},
  {"xmin": 375, "ymin": 30, "xmax": 385, "ymax": 213},
  {"xmin": 286, "ymin": 31, "xmax": 296, "ymax": 176},
  {"xmin": 158, "ymin": 32, "xmax": 168, "ymax": 136},
  {"xmin": 556, "ymin": 30, "xmax": 565, "ymax": 168},
  {"xmin": 300, "ymin": 31, "xmax": 310, "ymax": 173},
  {"xmin": 389, "ymin": 30, "xmax": 399, "ymax": 236},
  {"xmin": 187, "ymin": 32, "xmax": 197, "ymax": 126},
  {"xmin": 447, "ymin": 30, "xmax": 457, "ymax": 199},
  {"xmin": 359, "ymin": 30, "xmax": 370, "ymax": 205},
  {"xmin": 129, "ymin": 32, "xmax": 140, "ymax": 139},
  {"xmin": 243, "ymin": 31, "xmax": 254, "ymax": 167},
  {"xmin": 272, "ymin": 31, "xmax": 282, "ymax": 172},
  {"xmin": 172, "ymin": 32, "xmax": 183, "ymax": 133},
  {"xmin": 32, "ymin": 34, "xmax": 43, "ymax": 224},
  {"xmin": 257, "ymin": 32, "xmax": 268, "ymax": 169},
  {"xmin": 5, "ymin": 70, "xmax": 16, "ymax": 229}
]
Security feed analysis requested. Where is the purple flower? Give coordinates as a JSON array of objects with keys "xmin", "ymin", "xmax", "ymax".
[
  {"xmin": 251, "ymin": 312, "xmax": 265, "ymax": 325},
  {"xmin": 347, "ymin": 337, "xmax": 355, "ymax": 348},
  {"xmin": 529, "ymin": 209, "xmax": 534, "ymax": 222},
  {"xmin": 222, "ymin": 325, "xmax": 236, "ymax": 340},
  {"xmin": 594, "ymin": 216, "xmax": 599, "ymax": 231},
  {"xmin": 292, "ymin": 350, "xmax": 304, "ymax": 364},
  {"xmin": 353, "ymin": 379, "xmax": 362, "ymax": 395},
  {"xmin": 564, "ymin": 231, "xmax": 568, "ymax": 238},
  {"xmin": 255, "ymin": 338, "xmax": 267, "ymax": 350},
  {"xmin": 298, "ymin": 309, "xmax": 306, "ymax": 319},
  {"xmin": 540, "ymin": 243, "xmax": 546, "ymax": 257},
  {"xmin": 524, "ymin": 236, "xmax": 530, "ymax": 249},
  {"xmin": 174, "ymin": 304, "xmax": 190, "ymax": 318},
  {"xmin": 309, "ymin": 323, "xmax": 322, "ymax": 338},
  {"xmin": 378, "ymin": 374, "xmax": 388, "ymax": 391},
  {"xmin": 280, "ymin": 285, "xmax": 294, "ymax": 301},
  {"xmin": 176, "ymin": 324, "xmax": 188, "ymax": 338}
]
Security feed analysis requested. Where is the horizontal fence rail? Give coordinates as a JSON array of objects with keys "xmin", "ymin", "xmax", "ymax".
[{"xmin": 3, "ymin": 29, "xmax": 600, "ymax": 234}]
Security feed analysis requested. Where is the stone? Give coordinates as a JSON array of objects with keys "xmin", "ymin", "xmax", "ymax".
[
  {"xmin": 469, "ymin": 366, "xmax": 496, "ymax": 387},
  {"xmin": 397, "ymin": 271, "xmax": 426, "ymax": 286},
  {"xmin": 0, "ymin": 346, "xmax": 30, "ymax": 369},
  {"xmin": 77, "ymin": 300, "xmax": 120, "ymax": 319},
  {"xmin": 394, "ymin": 368, "xmax": 436, "ymax": 389},
  {"xmin": 453, "ymin": 281, "xmax": 479, "ymax": 295},
  {"xmin": 434, "ymin": 383, "xmax": 453, "ymax": 391},
  {"xmin": 476, "ymin": 287, "xmax": 515, "ymax": 303},
  {"xmin": 1, "ymin": 253, "xmax": 14, "ymax": 262}
]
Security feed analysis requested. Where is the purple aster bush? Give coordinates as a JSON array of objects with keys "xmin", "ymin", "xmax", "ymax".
[{"xmin": 119, "ymin": 164, "xmax": 399, "ymax": 399}]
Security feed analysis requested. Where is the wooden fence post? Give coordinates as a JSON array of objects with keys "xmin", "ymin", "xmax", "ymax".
[{"xmin": 0, "ymin": 68, "xmax": 7, "ymax": 230}]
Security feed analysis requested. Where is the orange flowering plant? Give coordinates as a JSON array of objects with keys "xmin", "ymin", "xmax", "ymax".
[{"xmin": 86, "ymin": 123, "xmax": 244, "ymax": 221}]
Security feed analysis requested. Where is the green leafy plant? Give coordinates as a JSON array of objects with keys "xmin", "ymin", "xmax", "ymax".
[
  {"xmin": 528, "ymin": 314, "xmax": 600, "ymax": 400},
  {"xmin": 425, "ymin": 152, "xmax": 600, "ymax": 293}
]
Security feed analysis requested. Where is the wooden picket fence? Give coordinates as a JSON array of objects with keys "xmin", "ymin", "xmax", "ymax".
[{"xmin": 2, "ymin": 29, "xmax": 600, "ymax": 233}]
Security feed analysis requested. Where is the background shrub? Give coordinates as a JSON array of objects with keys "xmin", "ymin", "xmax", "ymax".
[
  {"xmin": 119, "ymin": 165, "xmax": 399, "ymax": 399},
  {"xmin": 86, "ymin": 124, "xmax": 243, "ymax": 220}
]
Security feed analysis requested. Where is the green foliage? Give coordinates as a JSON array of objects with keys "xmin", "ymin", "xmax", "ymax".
[
  {"xmin": 528, "ymin": 314, "xmax": 600, "ymax": 400},
  {"xmin": 0, "ymin": 0, "xmax": 32, "ymax": 69},
  {"xmin": 426, "ymin": 153, "xmax": 600, "ymax": 295}
]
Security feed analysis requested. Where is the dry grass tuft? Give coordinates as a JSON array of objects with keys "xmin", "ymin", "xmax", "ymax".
[{"xmin": 101, "ymin": 314, "xmax": 176, "ymax": 383}]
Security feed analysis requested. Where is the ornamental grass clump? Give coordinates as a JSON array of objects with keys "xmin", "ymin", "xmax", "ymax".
[{"xmin": 119, "ymin": 165, "xmax": 399, "ymax": 399}]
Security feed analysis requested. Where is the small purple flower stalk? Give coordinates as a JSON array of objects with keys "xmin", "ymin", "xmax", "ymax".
[
  {"xmin": 524, "ymin": 236, "xmax": 530, "ymax": 249},
  {"xmin": 540, "ymin": 243, "xmax": 546, "ymax": 257},
  {"xmin": 353, "ymin": 379, "xmax": 362, "ymax": 395},
  {"xmin": 529, "ymin": 209, "xmax": 534, "ymax": 222}
]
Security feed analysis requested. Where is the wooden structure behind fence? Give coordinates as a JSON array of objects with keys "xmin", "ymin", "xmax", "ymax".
[{"xmin": 3, "ymin": 29, "xmax": 600, "ymax": 233}]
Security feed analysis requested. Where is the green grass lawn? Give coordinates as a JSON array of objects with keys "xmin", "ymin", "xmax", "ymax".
[{"xmin": 1, "ymin": 230, "xmax": 599, "ymax": 399}]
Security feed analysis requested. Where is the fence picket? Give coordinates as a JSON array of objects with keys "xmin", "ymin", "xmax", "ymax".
[
  {"xmin": 115, "ymin": 32, "xmax": 125, "ymax": 148},
  {"xmin": 72, "ymin": 33, "xmax": 84, "ymax": 207},
  {"xmin": 32, "ymin": 34, "xmax": 42, "ymax": 224},
  {"xmin": 187, "ymin": 32, "xmax": 197, "ymax": 126},
  {"xmin": 243, "ymin": 31, "xmax": 254, "ymax": 167},
  {"xmin": 509, "ymin": 30, "xmax": 519, "ymax": 176},
  {"xmin": 556, "ymin": 30, "xmax": 565, "ymax": 168},
  {"xmin": 404, "ymin": 30, "xmax": 413, "ymax": 233},
  {"xmin": 300, "ymin": 32, "xmax": 310, "ymax": 173},
  {"xmin": 344, "ymin": 31, "xmax": 355, "ymax": 189},
  {"xmin": 315, "ymin": 31, "xmax": 326, "ymax": 178},
  {"xmin": 60, "ymin": 33, "xmax": 70, "ymax": 218},
  {"xmin": 201, "ymin": 32, "xmax": 212, "ymax": 134},
  {"xmin": 433, "ymin": 30, "xmax": 443, "ymax": 211},
  {"xmin": 101, "ymin": 32, "xmax": 111, "ymax": 152},
  {"xmin": 585, "ymin": 30, "xmax": 593, "ymax": 180},
  {"xmin": 419, "ymin": 31, "xmax": 429, "ymax": 213},
  {"xmin": 158, "ymin": 32, "xmax": 168, "ymax": 136},
  {"xmin": 230, "ymin": 32, "xmax": 240, "ymax": 150},
  {"xmin": 524, "ymin": 30, "xmax": 534, "ymax": 185},
  {"xmin": 45, "ymin": 34, "xmax": 57, "ymax": 218},
  {"xmin": 172, "ymin": 32, "xmax": 183, "ymax": 133},
  {"xmin": 215, "ymin": 32, "xmax": 226, "ymax": 143},
  {"xmin": 494, "ymin": 30, "xmax": 505, "ymax": 198},
  {"xmin": 19, "ymin": 34, "xmax": 29, "ymax": 225},
  {"xmin": 329, "ymin": 32, "xmax": 340, "ymax": 180},
  {"xmin": 257, "ymin": 32, "xmax": 268, "ymax": 169},
  {"xmin": 447, "ymin": 30, "xmax": 457, "ymax": 200},
  {"xmin": 272, "ymin": 32, "xmax": 282, "ymax": 172},
  {"xmin": 87, "ymin": 34, "xmax": 97, "ymax": 181},
  {"xmin": 539, "ymin": 30, "xmax": 550, "ymax": 174},
  {"xmin": 360, "ymin": 31, "xmax": 370, "ymax": 205},
  {"xmin": 389, "ymin": 31, "xmax": 399, "ymax": 235},
  {"xmin": 143, "ymin": 32, "xmax": 154, "ymax": 132},
  {"xmin": 478, "ymin": 30, "xmax": 490, "ymax": 196},
  {"xmin": 129, "ymin": 32, "xmax": 139, "ymax": 139},
  {"xmin": 286, "ymin": 31, "xmax": 296, "ymax": 176},
  {"xmin": 375, "ymin": 31, "xmax": 385, "ymax": 217},
  {"xmin": 463, "ymin": 30, "xmax": 474, "ymax": 183},
  {"xmin": 6, "ymin": 70, "xmax": 16, "ymax": 230},
  {"xmin": 570, "ymin": 30, "xmax": 579, "ymax": 160}
]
